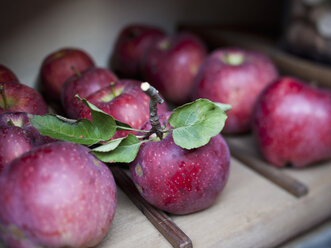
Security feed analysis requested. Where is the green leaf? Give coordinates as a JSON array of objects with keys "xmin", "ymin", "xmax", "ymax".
[
  {"xmin": 92, "ymin": 134, "xmax": 144, "ymax": 163},
  {"xmin": 215, "ymin": 103, "xmax": 232, "ymax": 112},
  {"xmin": 169, "ymin": 99, "xmax": 229, "ymax": 149},
  {"xmin": 31, "ymin": 97, "xmax": 117, "ymax": 145},
  {"xmin": 31, "ymin": 115, "xmax": 115, "ymax": 145},
  {"xmin": 92, "ymin": 137, "xmax": 126, "ymax": 152}
]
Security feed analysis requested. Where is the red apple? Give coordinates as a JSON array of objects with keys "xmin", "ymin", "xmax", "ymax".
[
  {"xmin": 192, "ymin": 48, "xmax": 278, "ymax": 134},
  {"xmin": 78, "ymin": 79, "xmax": 168, "ymax": 139},
  {"xmin": 141, "ymin": 33, "xmax": 207, "ymax": 104},
  {"xmin": 61, "ymin": 67, "xmax": 118, "ymax": 119},
  {"xmin": 0, "ymin": 126, "xmax": 33, "ymax": 172},
  {"xmin": 252, "ymin": 77, "xmax": 331, "ymax": 167},
  {"xmin": 0, "ymin": 112, "xmax": 55, "ymax": 172},
  {"xmin": 0, "ymin": 142, "xmax": 117, "ymax": 248},
  {"xmin": 0, "ymin": 112, "xmax": 55, "ymax": 145},
  {"xmin": 112, "ymin": 24, "xmax": 165, "ymax": 78},
  {"xmin": 0, "ymin": 82, "xmax": 48, "ymax": 115},
  {"xmin": 0, "ymin": 64, "xmax": 19, "ymax": 83},
  {"xmin": 129, "ymin": 113, "xmax": 230, "ymax": 214},
  {"xmin": 40, "ymin": 48, "xmax": 95, "ymax": 101}
]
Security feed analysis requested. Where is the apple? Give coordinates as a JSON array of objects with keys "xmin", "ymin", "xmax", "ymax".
[
  {"xmin": 0, "ymin": 126, "xmax": 33, "ymax": 172},
  {"xmin": 61, "ymin": 67, "xmax": 118, "ymax": 119},
  {"xmin": 141, "ymin": 33, "xmax": 207, "ymax": 104},
  {"xmin": 0, "ymin": 112, "xmax": 54, "ymax": 146},
  {"xmin": 0, "ymin": 112, "xmax": 55, "ymax": 172},
  {"xmin": 129, "ymin": 112, "xmax": 230, "ymax": 214},
  {"xmin": 192, "ymin": 48, "xmax": 279, "ymax": 134},
  {"xmin": 0, "ymin": 64, "xmax": 19, "ymax": 83},
  {"xmin": 112, "ymin": 24, "xmax": 165, "ymax": 78},
  {"xmin": 0, "ymin": 142, "xmax": 117, "ymax": 248},
  {"xmin": 252, "ymin": 77, "xmax": 331, "ymax": 167},
  {"xmin": 0, "ymin": 82, "xmax": 48, "ymax": 115},
  {"xmin": 77, "ymin": 79, "xmax": 168, "ymax": 139},
  {"xmin": 40, "ymin": 48, "xmax": 95, "ymax": 101}
]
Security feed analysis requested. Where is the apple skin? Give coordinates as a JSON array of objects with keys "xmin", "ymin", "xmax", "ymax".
[
  {"xmin": 77, "ymin": 79, "xmax": 168, "ymax": 139},
  {"xmin": 0, "ymin": 65, "xmax": 19, "ymax": 83},
  {"xmin": 141, "ymin": 33, "xmax": 207, "ymax": 105},
  {"xmin": 129, "ymin": 112, "xmax": 230, "ymax": 214},
  {"xmin": 192, "ymin": 48, "xmax": 278, "ymax": 134},
  {"xmin": 41, "ymin": 48, "xmax": 95, "ymax": 101},
  {"xmin": 0, "ymin": 82, "xmax": 48, "ymax": 115},
  {"xmin": 112, "ymin": 24, "xmax": 165, "ymax": 78},
  {"xmin": 252, "ymin": 77, "xmax": 331, "ymax": 168},
  {"xmin": 0, "ymin": 142, "xmax": 117, "ymax": 248},
  {"xmin": 61, "ymin": 67, "xmax": 118, "ymax": 119}
]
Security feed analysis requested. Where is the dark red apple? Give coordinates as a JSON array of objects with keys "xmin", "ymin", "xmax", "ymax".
[
  {"xmin": 0, "ymin": 112, "xmax": 55, "ymax": 172},
  {"xmin": 0, "ymin": 126, "xmax": 33, "ymax": 172},
  {"xmin": 0, "ymin": 112, "xmax": 54, "ymax": 145},
  {"xmin": 0, "ymin": 82, "xmax": 48, "ymax": 115},
  {"xmin": 252, "ymin": 77, "xmax": 331, "ymax": 167},
  {"xmin": 61, "ymin": 67, "xmax": 118, "ymax": 119},
  {"xmin": 40, "ymin": 48, "xmax": 95, "ymax": 101},
  {"xmin": 0, "ymin": 142, "xmax": 117, "ymax": 248},
  {"xmin": 192, "ymin": 48, "xmax": 278, "ymax": 134},
  {"xmin": 141, "ymin": 33, "xmax": 207, "ymax": 104},
  {"xmin": 112, "ymin": 24, "xmax": 165, "ymax": 78},
  {"xmin": 78, "ymin": 79, "xmax": 168, "ymax": 139},
  {"xmin": 130, "ymin": 113, "xmax": 230, "ymax": 214},
  {"xmin": 0, "ymin": 64, "xmax": 19, "ymax": 83}
]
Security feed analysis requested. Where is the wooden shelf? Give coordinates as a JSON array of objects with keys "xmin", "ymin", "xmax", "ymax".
[{"xmin": 95, "ymin": 135, "xmax": 331, "ymax": 248}]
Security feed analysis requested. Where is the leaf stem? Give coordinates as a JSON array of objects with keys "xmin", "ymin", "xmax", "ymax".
[
  {"xmin": 0, "ymin": 85, "xmax": 8, "ymax": 109},
  {"xmin": 140, "ymin": 82, "xmax": 164, "ymax": 140}
]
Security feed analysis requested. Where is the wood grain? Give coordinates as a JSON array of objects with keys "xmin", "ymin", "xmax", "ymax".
[
  {"xmin": 226, "ymin": 140, "xmax": 309, "ymax": 198},
  {"xmin": 109, "ymin": 165, "xmax": 192, "ymax": 248}
]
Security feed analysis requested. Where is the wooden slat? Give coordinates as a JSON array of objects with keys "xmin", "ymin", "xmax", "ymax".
[
  {"xmin": 226, "ymin": 140, "xmax": 308, "ymax": 198},
  {"xmin": 109, "ymin": 165, "xmax": 192, "ymax": 248}
]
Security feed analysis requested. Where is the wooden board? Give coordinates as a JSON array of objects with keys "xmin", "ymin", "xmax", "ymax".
[
  {"xmin": 93, "ymin": 28, "xmax": 331, "ymax": 248},
  {"xmin": 94, "ymin": 134, "xmax": 331, "ymax": 247}
]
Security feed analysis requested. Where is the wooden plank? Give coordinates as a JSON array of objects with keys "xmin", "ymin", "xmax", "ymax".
[
  {"xmin": 94, "ymin": 150, "xmax": 331, "ymax": 248},
  {"xmin": 226, "ymin": 139, "xmax": 308, "ymax": 197},
  {"xmin": 109, "ymin": 165, "xmax": 192, "ymax": 248},
  {"xmin": 179, "ymin": 26, "xmax": 331, "ymax": 88}
]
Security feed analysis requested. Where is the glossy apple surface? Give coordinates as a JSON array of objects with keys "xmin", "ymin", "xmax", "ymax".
[
  {"xmin": 0, "ymin": 65, "xmax": 19, "ymax": 83},
  {"xmin": 0, "ymin": 142, "xmax": 117, "ymax": 248},
  {"xmin": 41, "ymin": 48, "xmax": 95, "ymax": 101},
  {"xmin": 141, "ymin": 33, "xmax": 206, "ymax": 104},
  {"xmin": 0, "ymin": 82, "xmax": 48, "ymax": 115},
  {"xmin": 78, "ymin": 79, "xmax": 168, "ymax": 138},
  {"xmin": 192, "ymin": 48, "xmax": 278, "ymax": 133},
  {"xmin": 252, "ymin": 77, "xmax": 331, "ymax": 167},
  {"xmin": 61, "ymin": 67, "xmax": 118, "ymax": 119},
  {"xmin": 112, "ymin": 24, "xmax": 165, "ymax": 78},
  {"xmin": 129, "ymin": 112, "xmax": 230, "ymax": 214}
]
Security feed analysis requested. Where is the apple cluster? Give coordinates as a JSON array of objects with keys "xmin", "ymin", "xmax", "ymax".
[
  {"xmin": 112, "ymin": 24, "xmax": 331, "ymax": 168},
  {"xmin": 0, "ymin": 21, "xmax": 331, "ymax": 248}
]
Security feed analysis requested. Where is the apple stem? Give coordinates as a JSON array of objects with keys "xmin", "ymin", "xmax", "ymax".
[
  {"xmin": 140, "ymin": 82, "xmax": 164, "ymax": 140},
  {"xmin": 0, "ymin": 85, "xmax": 8, "ymax": 109},
  {"xmin": 110, "ymin": 82, "xmax": 116, "ymax": 96},
  {"xmin": 70, "ymin": 66, "xmax": 81, "ymax": 77}
]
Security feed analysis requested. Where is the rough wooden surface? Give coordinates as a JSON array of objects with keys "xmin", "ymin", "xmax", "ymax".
[{"xmin": 96, "ymin": 134, "xmax": 331, "ymax": 248}]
